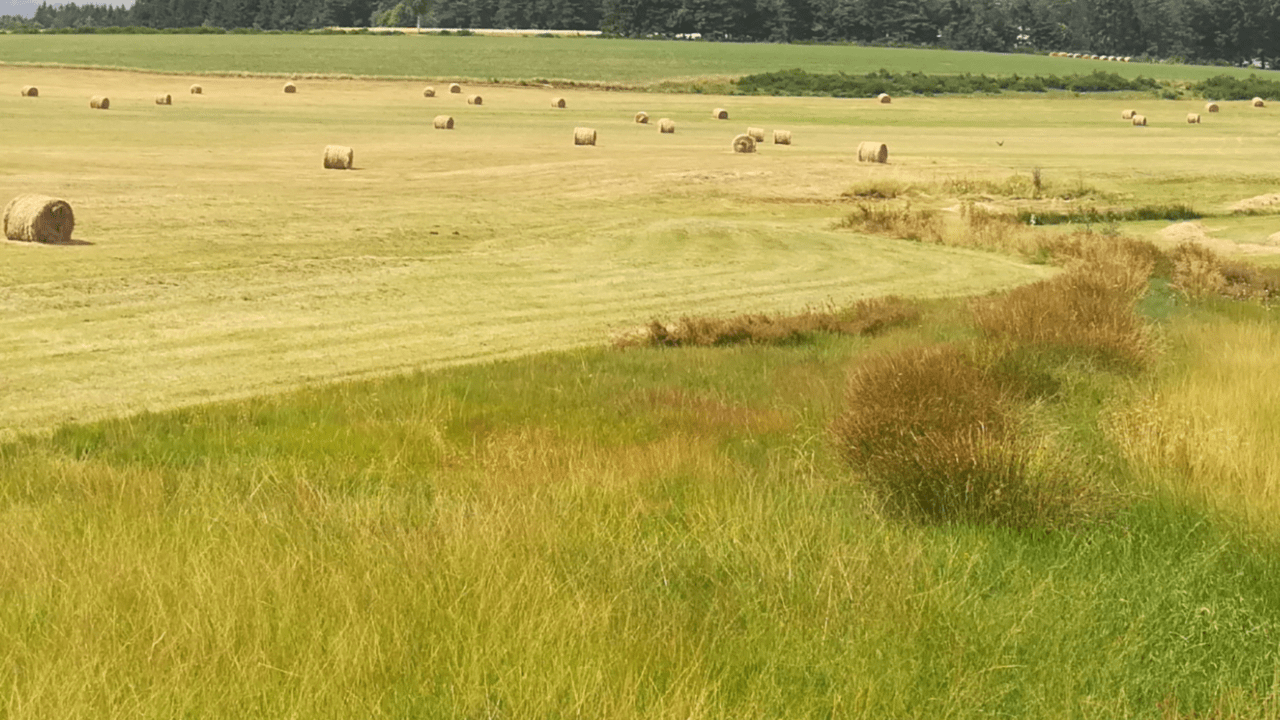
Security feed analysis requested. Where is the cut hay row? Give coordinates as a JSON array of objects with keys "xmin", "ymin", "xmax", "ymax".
[
  {"xmin": 3, "ymin": 194, "xmax": 74, "ymax": 244},
  {"xmin": 89, "ymin": 95, "xmax": 109, "ymax": 109},
  {"xmin": 573, "ymin": 127, "xmax": 596, "ymax": 146},
  {"xmin": 857, "ymin": 141, "xmax": 888, "ymax": 163},
  {"xmin": 323, "ymin": 145, "xmax": 354, "ymax": 170},
  {"xmin": 20, "ymin": 85, "xmax": 37, "ymax": 97}
]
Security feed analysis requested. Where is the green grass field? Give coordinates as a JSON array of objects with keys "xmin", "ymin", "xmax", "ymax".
[{"xmin": 3, "ymin": 39, "xmax": 1280, "ymax": 718}]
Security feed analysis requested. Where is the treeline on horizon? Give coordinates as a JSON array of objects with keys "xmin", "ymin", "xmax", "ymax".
[{"xmin": 4, "ymin": 0, "xmax": 1279, "ymax": 70}]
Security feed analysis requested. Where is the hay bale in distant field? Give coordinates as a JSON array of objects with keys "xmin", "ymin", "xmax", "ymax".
[
  {"xmin": 658, "ymin": 118, "xmax": 675, "ymax": 133},
  {"xmin": 732, "ymin": 133, "xmax": 755, "ymax": 153},
  {"xmin": 773, "ymin": 129, "xmax": 791, "ymax": 145},
  {"xmin": 323, "ymin": 145, "xmax": 354, "ymax": 170},
  {"xmin": 89, "ymin": 95, "xmax": 109, "ymax": 109},
  {"xmin": 1187, "ymin": 113, "xmax": 1201, "ymax": 124},
  {"xmin": 3, "ymin": 194, "xmax": 74, "ymax": 244},
  {"xmin": 1253, "ymin": 97, "xmax": 1266, "ymax": 107},
  {"xmin": 189, "ymin": 83, "xmax": 202, "ymax": 94},
  {"xmin": 155, "ymin": 93, "xmax": 172, "ymax": 105},
  {"xmin": 1205, "ymin": 102, "xmax": 1219, "ymax": 112},
  {"xmin": 634, "ymin": 111, "xmax": 649, "ymax": 124},
  {"xmin": 20, "ymin": 86, "xmax": 37, "ymax": 97},
  {"xmin": 574, "ymin": 127, "xmax": 596, "ymax": 146},
  {"xmin": 877, "ymin": 93, "xmax": 892, "ymax": 103},
  {"xmin": 747, "ymin": 126, "xmax": 764, "ymax": 142},
  {"xmin": 423, "ymin": 86, "xmax": 435, "ymax": 97},
  {"xmin": 1121, "ymin": 109, "xmax": 1136, "ymax": 119},
  {"xmin": 433, "ymin": 114, "xmax": 454, "ymax": 129},
  {"xmin": 1123, "ymin": 56, "xmax": 1132, "ymax": 62},
  {"xmin": 449, "ymin": 83, "xmax": 461, "ymax": 93},
  {"xmin": 713, "ymin": 107, "xmax": 728, "ymax": 119},
  {"xmin": 551, "ymin": 97, "xmax": 565, "ymax": 108},
  {"xmin": 857, "ymin": 141, "xmax": 888, "ymax": 163},
  {"xmin": 283, "ymin": 82, "xmax": 297, "ymax": 93},
  {"xmin": 1132, "ymin": 114, "xmax": 1147, "ymax": 126},
  {"xmin": 467, "ymin": 94, "xmax": 482, "ymax": 105}
]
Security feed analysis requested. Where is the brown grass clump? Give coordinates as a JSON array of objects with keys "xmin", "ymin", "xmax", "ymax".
[
  {"xmin": 89, "ymin": 95, "xmax": 109, "ymax": 109},
  {"xmin": 551, "ymin": 97, "xmax": 565, "ymax": 108},
  {"xmin": 467, "ymin": 94, "xmax": 483, "ymax": 105},
  {"xmin": 1120, "ymin": 109, "xmax": 1136, "ymax": 119},
  {"xmin": 422, "ymin": 86, "xmax": 435, "ymax": 97},
  {"xmin": 857, "ymin": 141, "xmax": 888, "ymax": 163},
  {"xmin": 746, "ymin": 126, "xmax": 765, "ymax": 142},
  {"xmin": 322, "ymin": 145, "xmax": 354, "ymax": 170},
  {"xmin": 773, "ymin": 129, "xmax": 791, "ymax": 145},
  {"xmin": 1169, "ymin": 242, "xmax": 1280, "ymax": 301},
  {"xmin": 20, "ymin": 85, "xmax": 37, "ymax": 97},
  {"xmin": 433, "ymin": 114, "xmax": 454, "ymax": 130},
  {"xmin": 634, "ymin": 111, "xmax": 649, "ymax": 124},
  {"xmin": 155, "ymin": 93, "xmax": 172, "ymax": 105},
  {"xmin": 189, "ymin": 83, "xmax": 202, "ymax": 94},
  {"xmin": 838, "ymin": 202, "xmax": 945, "ymax": 243},
  {"xmin": 1132, "ymin": 114, "xmax": 1147, "ymax": 126},
  {"xmin": 658, "ymin": 118, "xmax": 675, "ymax": 133},
  {"xmin": 283, "ymin": 82, "xmax": 297, "ymax": 93},
  {"xmin": 1186, "ymin": 113, "xmax": 1201, "ymax": 124},
  {"xmin": 3, "ymin": 194, "xmax": 75, "ymax": 244},
  {"xmin": 449, "ymin": 83, "xmax": 461, "ymax": 93},
  {"xmin": 732, "ymin": 133, "xmax": 756, "ymax": 153},
  {"xmin": 1253, "ymin": 97, "xmax": 1265, "ymax": 107},
  {"xmin": 712, "ymin": 107, "xmax": 729, "ymax": 119},
  {"xmin": 877, "ymin": 92, "xmax": 892, "ymax": 103},
  {"xmin": 1205, "ymin": 101, "xmax": 1219, "ymax": 112},
  {"xmin": 573, "ymin": 127, "xmax": 596, "ymax": 146}
]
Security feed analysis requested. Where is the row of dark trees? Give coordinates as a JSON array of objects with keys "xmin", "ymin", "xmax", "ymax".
[{"xmin": 14, "ymin": 0, "xmax": 1280, "ymax": 69}]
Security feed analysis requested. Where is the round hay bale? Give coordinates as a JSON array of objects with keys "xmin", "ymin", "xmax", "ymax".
[
  {"xmin": 449, "ymin": 83, "xmax": 462, "ymax": 93},
  {"xmin": 1253, "ymin": 97, "xmax": 1266, "ymax": 107},
  {"xmin": 551, "ymin": 97, "xmax": 565, "ymax": 108},
  {"xmin": 877, "ymin": 92, "xmax": 892, "ymax": 104},
  {"xmin": 155, "ymin": 93, "xmax": 172, "ymax": 105},
  {"xmin": 89, "ymin": 95, "xmax": 109, "ymax": 110},
  {"xmin": 323, "ymin": 145, "xmax": 354, "ymax": 170},
  {"xmin": 190, "ymin": 83, "xmax": 203, "ymax": 94},
  {"xmin": 634, "ymin": 111, "xmax": 649, "ymax": 124},
  {"xmin": 423, "ymin": 86, "xmax": 435, "ymax": 97},
  {"xmin": 747, "ymin": 126, "xmax": 765, "ymax": 142},
  {"xmin": 20, "ymin": 86, "xmax": 37, "ymax": 97},
  {"xmin": 857, "ymin": 141, "xmax": 888, "ymax": 163},
  {"xmin": 732, "ymin": 133, "xmax": 755, "ymax": 153},
  {"xmin": 467, "ymin": 94, "xmax": 483, "ymax": 105},
  {"xmin": 1123, "ymin": 56, "xmax": 1132, "ymax": 62},
  {"xmin": 713, "ymin": 107, "xmax": 728, "ymax": 120},
  {"xmin": 1132, "ymin": 114, "xmax": 1147, "ymax": 126},
  {"xmin": 773, "ymin": 129, "xmax": 791, "ymax": 145},
  {"xmin": 658, "ymin": 118, "xmax": 675, "ymax": 133},
  {"xmin": 574, "ymin": 127, "xmax": 597, "ymax": 146},
  {"xmin": 283, "ymin": 82, "xmax": 297, "ymax": 93},
  {"xmin": 433, "ymin": 114, "xmax": 454, "ymax": 130},
  {"xmin": 1121, "ymin": 109, "xmax": 1136, "ymax": 119},
  {"xmin": 1187, "ymin": 113, "xmax": 1201, "ymax": 124},
  {"xmin": 1205, "ymin": 102, "xmax": 1220, "ymax": 112},
  {"xmin": 3, "ymin": 194, "xmax": 74, "ymax": 244}
]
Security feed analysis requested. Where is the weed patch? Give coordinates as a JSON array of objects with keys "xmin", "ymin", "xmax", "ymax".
[
  {"xmin": 1169, "ymin": 242, "xmax": 1280, "ymax": 301},
  {"xmin": 733, "ymin": 68, "xmax": 1159, "ymax": 97},
  {"xmin": 1018, "ymin": 204, "xmax": 1200, "ymax": 226}
]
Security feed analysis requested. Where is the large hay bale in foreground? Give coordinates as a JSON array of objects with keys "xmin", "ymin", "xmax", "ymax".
[
  {"xmin": 1187, "ymin": 113, "xmax": 1201, "ymax": 124},
  {"xmin": 658, "ymin": 118, "xmax": 675, "ymax": 133},
  {"xmin": 634, "ymin": 111, "xmax": 649, "ymax": 124},
  {"xmin": 190, "ymin": 83, "xmax": 202, "ymax": 94},
  {"xmin": 773, "ymin": 129, "xmax": 792, "ymax": 145},
  {"xmin": 155, "ymin": 93, "xmax": 172, "ymax": 105},
  {"xmin": 857, "ymin": 141, "xmax": 888, "ymax": 163},
  {"xmin": 747, "ymin": 126, "xmax": 765, "ymax": 142},
  {"xmin": 467, "ymin": 94, "xmax": 483, "ymax": 105},
  {"xmin": 423, "ymin": 86, "xmax": 435, "ymax": 97},
  {"xmin": 1205, "ymin": 102, "xmax": 1219, "ymax": 112},
  {"xmin": 323, "ymin": 145, "xmax": 354, "ymax": 170},
  {"xmin": 1253, "ymin": 97, "xmax": 1266, "ymax": 107},
  {"xmin": 433, "ymin": 114, "xmax": 454, "ymax": 129},
  {"xmin": 1132, "ymin": 114, "xmax": 1147, "ymax": 126},
  {"xmin": 877, "ymin": 93, "xmax": 892, "ymax": 104},
  {"xmin": 3, "ymin": 194, "xmax": 74, "ymax": 244},
  {"xmin": 732, "ymin": 133, "xmax": 755, "ymax": 153},
  {"xmin": 1120, "ymin": 109, "xmax": 1136, "ymax": 119},
  {"xmin": 283, "ymin": 82, "xmax": 297, "ymax": 93},
  {"xmin": 574, "ymin": 127, "xmax": 597, "ymax": 146},
  {"xmin": 449, "ymin": 83, "xmax": 461, "ymax": 93},
  {"xmin": 551, "ymin": 97, "xmax": 565, "ymax": 108},
  {"xmin": 20, "ymin": 86, "xmax": 37, "ymax": 97},
  {"xmin": 712, "ymin": 107, "xmax": 728, "ymax": 119},
  {"xmin": 89, "ymin": 95, "xmax": 109, "ymax": 109}
]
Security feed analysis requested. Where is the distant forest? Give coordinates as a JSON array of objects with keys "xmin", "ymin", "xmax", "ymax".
[{"xmin": 6, "ymin": 0, "xmax": 1280, "ymax": 69}]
